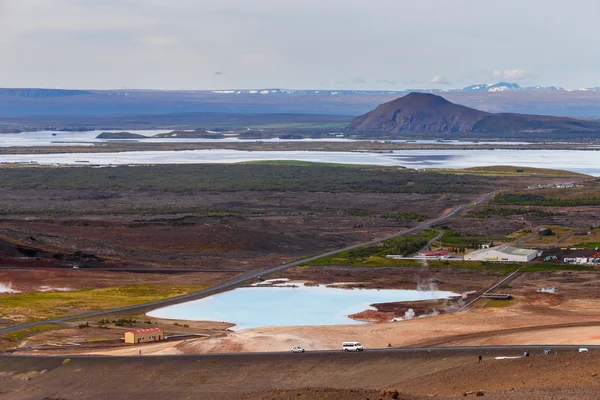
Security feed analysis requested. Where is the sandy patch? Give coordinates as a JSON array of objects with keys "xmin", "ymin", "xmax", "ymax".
[{"xmin": 109, "ymin": 303, "xmax": 600, "ymax": 355}]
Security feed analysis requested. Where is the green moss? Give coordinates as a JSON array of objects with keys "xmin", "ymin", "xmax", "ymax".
[{"xmin": 486, "ymin": 299, "xmax": 513, "ymax": 308}]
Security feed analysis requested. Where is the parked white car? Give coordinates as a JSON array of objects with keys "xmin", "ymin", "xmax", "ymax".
[
  {"xmin": 290, "ymin": 346, "xmax": 305, "ymax": 353},
  {"xmin": 579, "ymin": 348, "xmax": 589, "ymax": 353},
  {"xmin": 342, "ymin": 342, "xmax": 364, "ymax": 352}
]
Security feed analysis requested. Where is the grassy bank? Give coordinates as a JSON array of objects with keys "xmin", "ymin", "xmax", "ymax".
[
  {"xmin": 425, "ymin": 166, "xmax": 588, "ymax": 178},
  {"xmin": 1, "ymin": 324, "xmax": 61, "ymax": 343},
  {"xmin": 0, "ymin": 285, "xmax": 206, "ymax": 322}
]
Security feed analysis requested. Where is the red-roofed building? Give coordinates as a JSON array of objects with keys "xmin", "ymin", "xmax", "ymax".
[
  {"xmin": 417, "ymin": 250, "xmax": 451, "ymax": 259},
  {"xmin": 124, "ymin": 327, "xmax": 164, "ymax": 344}
]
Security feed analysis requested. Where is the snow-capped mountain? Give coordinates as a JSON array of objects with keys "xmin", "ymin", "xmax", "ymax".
[
  {"xmin": 456, "ymin": 83, "xmax": 568, "ymax": 93},
  {"xmin": 576, "ymin": 87, "xmax": 600, "ymax": 92},
  {"xmin": 211, "ymin": 89, "xmax": 444, "ymax": 96},
  {"xmin": 459, "ymin": 82, "xmax": 522, "ymax": 93},
  {"xmin": 210, "ymin": 83, "xmax": 595, "ymax": 96}
]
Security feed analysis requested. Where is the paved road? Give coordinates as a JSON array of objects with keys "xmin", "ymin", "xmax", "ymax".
[
  {"xmin": 417, "ymin": 229, "xmax": 443, "ymax": 254},
  {"xmin": 0, "ymin": 191, "xmax": 496, "ymax": 336},
  {"xmin": 0, "ymin": 344, "xmax": 595, "ymax": 360}
]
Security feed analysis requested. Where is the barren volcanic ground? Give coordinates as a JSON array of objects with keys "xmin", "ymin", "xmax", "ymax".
[
  {"xmin": 1, "ymin": 163, "xmax": 597, "ymax": 358},
  {"xmin": 4, "ymin": 351, "xmax": 600, "ymax": 399},
  {"xmin": 0, "ymin": 189, "xmax": 466, "ymax": 269}
]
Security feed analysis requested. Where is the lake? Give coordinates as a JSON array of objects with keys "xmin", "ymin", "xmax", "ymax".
[
  {"xmin": 0, "ymin": 148, "xmax": 599, "ymax": 175},
  {"xmin": 0, "ymin": 130, "xmax": 533, "ymax": 146},
  {"xmin": 146, "ymin": 284, "xmax": 459, "ymax": 330}
]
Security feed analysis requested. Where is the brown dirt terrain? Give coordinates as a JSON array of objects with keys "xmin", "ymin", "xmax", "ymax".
[
  {"xmin": 0, "ymin": 190, "xmax": 467, "ymax": 270},
  {"xmin": 3, "ymin": 351, "xmax": 600, "ymax": 399},
  {"xmin": 0, "ymin": 269, "xmax": 234, "ymax": 295},
  {"xmin": 277, "ymin": 266, "xmax": 498, "ymax": 293}
]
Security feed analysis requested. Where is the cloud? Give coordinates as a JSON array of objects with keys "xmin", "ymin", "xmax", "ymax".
[
  {"xmin": 430, "ymin": 75, "xmax": 452, "ymax": 85},
  {"xmin": 137, "ymin": 36, "xmax": 180, "ymax": 46},
  {"xmin": 0, "ymin": 0, "xmax": 597, "ymax": 90},
  {"xmin": 491, "ymin": 69, "xmax": 536, "ymax": 81},
  {"xmin": 375, "ymin": 79, "xmax": 398, "ymax": 86},
  {"xmin": 214, "ymin": 71, "xmax": 224, "ymax": 76}
]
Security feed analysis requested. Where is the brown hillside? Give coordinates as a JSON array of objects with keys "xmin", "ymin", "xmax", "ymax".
[
  {"xmin": 347, "ymin": 92, "xmax": 489, "ymax": 133},
  {"xmin": 472, "ymin": 112, "xmax": 600, "ymax": 133},
  {"xmin": 348, "ymin": 92, "xmax": 600, "ymax": 135}
]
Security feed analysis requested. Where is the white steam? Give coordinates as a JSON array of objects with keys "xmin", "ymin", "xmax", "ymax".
[
  {"xmin": 39, "ymin": 286, "xmax": 72, "ymax": 292},
  {"xmin": 393, "ymin": 308, "xmax": 441, "ymax": 322},
  {"xmin": 0, "ymin": 282, "xmax": 20, "ymax": 294},
  {"xmin": 417, "ymin": 280, "xmax": 439, "ymax": 293},
  {"xmin": 538, "ymin": 287, "xmax": 556, "ymax": 294}
]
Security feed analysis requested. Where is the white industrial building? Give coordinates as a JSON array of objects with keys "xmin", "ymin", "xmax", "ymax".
[{"xmin": 464, "ymin": 244, "xmax": 538, "ymax": 262}]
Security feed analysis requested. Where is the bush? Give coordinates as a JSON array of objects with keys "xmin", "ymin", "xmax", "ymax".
[{"xmin": 115, "ymin": 318, "xmax": 136, "ymax": 327}]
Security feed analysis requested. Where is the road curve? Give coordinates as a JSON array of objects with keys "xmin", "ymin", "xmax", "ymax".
[{"xmin": 0, "ymin": 191, "xmax": 496, "ymax": 336}]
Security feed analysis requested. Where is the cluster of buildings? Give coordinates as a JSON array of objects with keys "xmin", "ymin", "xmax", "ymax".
[
  {"xmin": 413, "ymin": 243, "xmax": 600, "ymax": 265},
  {"xmin": 526, "ymin": 183, "xmax": 583, "ymax": 190},
  {"xmin": 564, "ymin": 255, "xmax": 600, "ymax": 265},
  {"xmin": 389, "ymin": 244, "xmax": 541, "ymax": 263}
]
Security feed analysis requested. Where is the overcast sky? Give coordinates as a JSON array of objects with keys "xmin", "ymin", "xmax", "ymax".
[{"xmin": 1, "ymin": 0, "xmax": 599, "ymax": 90}]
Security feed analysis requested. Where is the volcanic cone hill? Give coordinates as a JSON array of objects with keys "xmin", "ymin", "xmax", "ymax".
[{"xmin": 347, "ymin": 92, "xmax": 600, "ymax": 135}]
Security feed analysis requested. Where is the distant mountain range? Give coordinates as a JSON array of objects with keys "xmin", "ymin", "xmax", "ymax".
[
  {"xmin": 347, "ymin": 93, "xmax": 600, "ymax": 135},
  {"xmin": 211, "ymin": 83, "xmax": 600, "ymax": 96},
  {"xmin": 0, "ymin": 88, "xmax": 92, "ymax": 98},
  {"xmin": 1, "ymin": 83, "xmax": 600, "ymax": 100},
  {"xmin": 2, "ymin": 85, "xmax": 600, "ymax": 120}
]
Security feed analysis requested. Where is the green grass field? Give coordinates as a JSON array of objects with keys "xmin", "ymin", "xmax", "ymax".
[
  {"xmin": 0, "ymin": 285, "xmax": 206, "ymax": 323},
  {"xmin": 1, "ymin": 324, "xmax": 61, "ymax": 343},
  {"xmin": 424, "ymin": 165, "xmax": 589, "ymax": 178}
]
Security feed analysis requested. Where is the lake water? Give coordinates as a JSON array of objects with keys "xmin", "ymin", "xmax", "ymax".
[
  {"xmin": 146, "ymin": 285, "xmax": 459, "ymax": 330},
  {"xmin": 0, "ymin": 148, "xmax": 599, "ymax": 176},
  {"xmin": 0, "ymin": 130, "xmax": 533, "ymax": 146}
]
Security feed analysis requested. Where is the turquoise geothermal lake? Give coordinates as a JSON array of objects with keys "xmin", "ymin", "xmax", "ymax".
[{"xmin": 147, "ymin": 284, "xmax": 459, "ymax": 330}]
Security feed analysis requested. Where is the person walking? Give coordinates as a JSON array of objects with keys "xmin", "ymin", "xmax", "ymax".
[{"xmin": 478, "ymin": 355, "xmax": 482, "ymax": 362}]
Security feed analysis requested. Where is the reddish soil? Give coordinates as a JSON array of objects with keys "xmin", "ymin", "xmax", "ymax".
[
  {"xmin": 348, "ymin": 309, "xmax": 396, "ymax": 322},
  {"xmin": 3, "ymin": 351, "xmax": 600, "ymax": 399},
  {"xmin": 274, "ymin": 266, "xmax": 499, "ymax": 293}
]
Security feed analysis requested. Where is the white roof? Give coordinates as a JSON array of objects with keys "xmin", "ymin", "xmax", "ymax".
[{"xmin": 468, "ymin": 244, "xmax": 537, "ymax": 257}]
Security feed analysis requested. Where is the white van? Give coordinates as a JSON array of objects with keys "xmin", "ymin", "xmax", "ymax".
[{"xmin": 342, "ymin": 342, "xmax": 364, "ymax": 352}]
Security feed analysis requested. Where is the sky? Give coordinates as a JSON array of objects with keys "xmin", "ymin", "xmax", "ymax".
[{"xmin": 0, "ymin": 0, "xmax": 599, "ymax": 90}]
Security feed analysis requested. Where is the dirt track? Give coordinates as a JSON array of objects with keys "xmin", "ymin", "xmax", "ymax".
[{"xmin": 3, "ymin": 350, "xmax": 600, "ymax": 399}]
